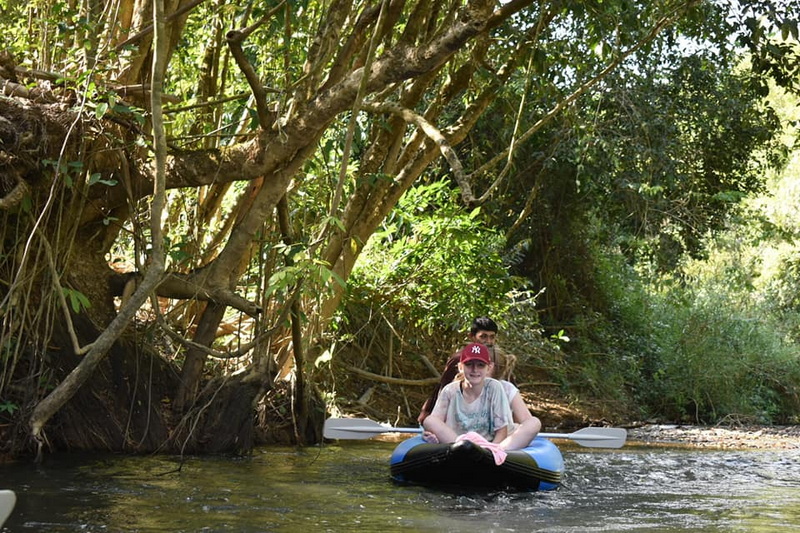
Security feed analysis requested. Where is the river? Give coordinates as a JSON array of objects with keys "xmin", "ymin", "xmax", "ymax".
[{"xmin": 2, "ymin": 440, "xmax": 799, "ymax": 532}]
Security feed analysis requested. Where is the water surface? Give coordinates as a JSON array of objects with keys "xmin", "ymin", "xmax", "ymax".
[{"xmin": 2, "ymin": 441, "xmax": 799, "ymax": 532}]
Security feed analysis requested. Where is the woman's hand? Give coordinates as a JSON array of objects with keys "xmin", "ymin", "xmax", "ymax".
[{"xmin": 422, "ymin": 431, "xmax": 440, "ymax": 443}]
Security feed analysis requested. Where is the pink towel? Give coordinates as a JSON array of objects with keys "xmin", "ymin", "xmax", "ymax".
[{"xmin": 455, "ymin": 431, "xmax": 507, "ymax": 465}]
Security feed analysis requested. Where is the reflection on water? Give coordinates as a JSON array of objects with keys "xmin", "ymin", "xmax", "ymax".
[{"xmin": 2, "ymin": 441, "xmax": 799, "ymax": 532}]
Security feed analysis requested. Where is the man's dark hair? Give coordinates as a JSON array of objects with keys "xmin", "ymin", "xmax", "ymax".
[{"xmin": 470, "ymin": 316, "xmax": 498, "ymax": 335}]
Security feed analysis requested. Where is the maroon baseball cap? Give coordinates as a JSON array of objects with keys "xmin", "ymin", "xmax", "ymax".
[{"xmin": 460, "ymin": 342, "xmax": 491, "ymax": 364}]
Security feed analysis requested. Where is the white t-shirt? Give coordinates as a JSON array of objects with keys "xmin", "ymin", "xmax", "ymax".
[
  {"xmin": 500, "ymin": 379, "xmax": 518, "ymax": 401},
  {"xmin": 431, "ymin": 377, "xmax": 514, "ymax": 440}
]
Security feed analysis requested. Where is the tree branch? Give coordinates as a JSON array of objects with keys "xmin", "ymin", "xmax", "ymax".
[
  {"xmin": 155, "ymin": 271, "xmax": 261, "ymax": 317},
  {"xmin": 362, "ymin": 101, "xmax": 470, "ymax": 202},
  {"xmin": 154, "ymin": 287, "xmax": 296, "ymax": 359},
  {"xmin": 225, "ymin": 2, "xmax": 286, "ymax": 129},
  {"xmin": 113, "ymin": 0, "xmax": 211, "ymax": 52},
  {"xmin": 344, "ymin": 365, "xmax": 440, "ymax": 386}
]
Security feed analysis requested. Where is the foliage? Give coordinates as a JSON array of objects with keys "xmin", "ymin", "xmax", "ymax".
[
  {"xmin": 500, "ymin": 284, "xmax": 565, "ymax": 378},
  {"xmin": 61, "ymin": 288, "xmax": 91, "ymax": 314},
  {"xmin": 643, "ymin": 283, "xmax": 800, "ymax": 424},
  {"xmin": 449, "ymin": 16, "xmax": 793, "ymax": 423},
  {"xmin": 748, "ymin": 88, "xmax": 800, "ymax": 320},
  {"xmin": 0, "ymin": 400, "xmax": 18, "ymax": 415},
  {"xmin": 572, "ymin": 56, "xmax": 783, "ymax": 269},
  {"xmin": 458, "ymin": 3, "xmax": 786, "ymax": 345},
  {"xmin": 344, "ymin": 180, "xmax": 525, "ymax": 338},
  {"xmin": 1, "ymin": 0, "xmax": 799, "ymax": 455},
  {"xmin": 548, "ymin": 223, "xmax": 800, "ymax": 424},
  {"xmin": 615, "ymin": 83, "xmax": 800, "ymax": 424},
  {"xmin": 732, "ymin": 0, "xmax": 800, "ymax": 95}
]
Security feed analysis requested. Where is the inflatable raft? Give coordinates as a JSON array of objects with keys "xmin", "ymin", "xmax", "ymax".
[{"xmin": 389, "ymin": 435, "xmax": 564, "ymax": 491}]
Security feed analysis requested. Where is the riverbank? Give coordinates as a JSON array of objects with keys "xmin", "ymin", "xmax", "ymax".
[
  {"xmin": 523, "ymin": 389, "xmax": 800, "ymax": 450},
  {"xmin": 341, "ymin": 385, "xmax": 800, "ymax": 452},
  {"xmin": 625, "ymin": 423, "xmax": 800, "ymax": 450}
]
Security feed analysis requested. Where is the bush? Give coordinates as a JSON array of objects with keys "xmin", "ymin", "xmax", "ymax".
[
  {"xmin": 554, "ymin": 243, "xmax": 659, "ymax": 416},
  {"xmin": 565, "ymin": 234, "xmax": 800, "ymax": 424},
  {"xmin": 644, "ymin": 288, "xmax": 800, "ymax": 423},
  {"xmin": 343, "ymin": 180, "xmax": 526, "ymax": 339},
  {"xmin": 637, "ymin": 228, "xmax": 800, "ymax": 424}
]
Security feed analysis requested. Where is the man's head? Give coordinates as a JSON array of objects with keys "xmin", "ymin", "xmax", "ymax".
[{"xmin": 469, "ymin": 316, "xmax": 498, "ymax": 347}]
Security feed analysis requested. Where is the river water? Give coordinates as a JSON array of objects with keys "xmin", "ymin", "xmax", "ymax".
[{"xmin": 2, "ymin": 440, "xmax": 799, "ymax": 532}]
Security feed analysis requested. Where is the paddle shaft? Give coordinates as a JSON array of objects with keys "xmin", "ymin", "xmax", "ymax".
[
  {"xmin": 327, "ymin": 425, "xmax": 616, "ymax": 441},
  {"xmin": 323, "ymin": 418, "xmax": 627, "ymax": 448}
]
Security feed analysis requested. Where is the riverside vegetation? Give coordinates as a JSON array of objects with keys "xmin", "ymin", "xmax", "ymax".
[{"xmin": 0, "ymin": 1, "xmax": 799, "ymax": 459}]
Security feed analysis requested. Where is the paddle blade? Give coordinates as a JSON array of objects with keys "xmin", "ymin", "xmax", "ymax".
[
  {"xmin": 323, "ymin": 418, "xmax": 422, "ymax": 440},
  {"xmin": 542, "ymin": 427, "xmax": 627, "ymax": 449},
  {"xmin": 0, "ymin": 490, "xmax": 15, "ymax": 528}
]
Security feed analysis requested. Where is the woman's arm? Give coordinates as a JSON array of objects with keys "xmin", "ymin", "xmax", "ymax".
[
  {"xmin": 422, "ymin": 414, "xmax": 458, "ymax": 444},
  {"xmin": 499, "ymin": 392, "xmax": 542, "ymax": 450},
  {"xmin": 490, "ymin": 424, "xmax": 509, "ymax": 444},
  {"xmin": 423, "ymin": 384, "xmax": 459, "ymax": 443}
]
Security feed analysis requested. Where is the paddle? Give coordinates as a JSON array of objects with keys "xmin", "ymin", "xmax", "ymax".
[
  {"xmin": 323, "ymin": 418, "xmax": 627, "ymax": 448},
  {"xmin": 0, "ymin": 490, "xmax": 15, "ymax": 528}
]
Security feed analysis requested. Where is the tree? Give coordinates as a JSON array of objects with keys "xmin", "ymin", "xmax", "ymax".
[{"xmin": 0, "ymin": 0, "xmax": 792, "ymax": 456}]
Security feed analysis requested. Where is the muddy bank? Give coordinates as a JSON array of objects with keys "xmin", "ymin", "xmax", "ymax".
[
  {"xmin": 625, "ymin": 424, "xmax": 800, "ymax": 450},
  {"xmin": 526, "ymin": 390, "xmax": 800, "ymax": 451}
]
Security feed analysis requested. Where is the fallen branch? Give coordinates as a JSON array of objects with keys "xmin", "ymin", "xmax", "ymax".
[{"xmin": 344, "ymin": 365, "xmax": 439, "ymax": 386}]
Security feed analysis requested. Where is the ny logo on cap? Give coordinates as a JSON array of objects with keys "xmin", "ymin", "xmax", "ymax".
[{"xmin": 471, "ymin": 345, "xmax": 482, "ymax": 354}]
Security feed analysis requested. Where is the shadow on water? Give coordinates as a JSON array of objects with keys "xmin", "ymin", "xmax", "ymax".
[{"xmin": 2, "ymin": 440, "xmax": 799, "ymax": 532}]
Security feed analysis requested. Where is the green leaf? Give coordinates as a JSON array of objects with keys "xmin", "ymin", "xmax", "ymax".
[
  {"xmin": 88, "ymin": 173, "xmax": 118, "ymax": 187},
  {"xmin": 780, "ymin": 20, "xmax": 798, "ymax": 41},
  {"xmin": 0, "ymin": 401, "xmax": 19, "ymax": 415},
  {"xmin": 323, "ymin": 215, "xmax": 346, "ymax": 232},
  {"xmin": 95, "ymin": 102, "xmax": 109, "ymax": 119},
  {"xmin": 62, "ymin": 288, "xmax": 91, "ymax": 313}
]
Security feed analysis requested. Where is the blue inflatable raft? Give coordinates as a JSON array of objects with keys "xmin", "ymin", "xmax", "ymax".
[{"xmin": 389, "ymin": 436, "xmax": 564, "ymax": 491}]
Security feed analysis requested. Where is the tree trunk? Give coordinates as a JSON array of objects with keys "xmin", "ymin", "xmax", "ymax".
[{"xmin": 173, "ymin": 301, "xmax": 227, "ymax": 414}]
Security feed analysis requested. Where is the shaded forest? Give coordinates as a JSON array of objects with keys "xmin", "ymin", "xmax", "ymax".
[{"xmin": 1, "ymin": 0, "xmax": 799, "ymax": 459}]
